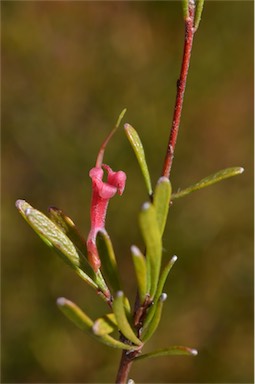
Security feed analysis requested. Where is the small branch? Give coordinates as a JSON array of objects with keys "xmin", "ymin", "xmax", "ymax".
[
  {"xmin": 162, "ymin": 0, "xmax": 196, "ymax": 179},
  {"xmin": 115, "ymin": 350, "xmax": 133, "ymax": 384},
  {"xmin": 115, "ymin": 340, "xmax": 141, "ymax": 384}
]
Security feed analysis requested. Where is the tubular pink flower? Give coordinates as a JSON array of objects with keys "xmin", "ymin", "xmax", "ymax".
[{"xmin": 87, "ymin": 164, "xmax": 126, "ymax": 271}]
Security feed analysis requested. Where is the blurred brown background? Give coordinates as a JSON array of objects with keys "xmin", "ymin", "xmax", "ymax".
[{"xmin": 1, "ymin": 1, "xmax": 253, "ymax": 383}]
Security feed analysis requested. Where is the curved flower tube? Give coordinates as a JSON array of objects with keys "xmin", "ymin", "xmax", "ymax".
[{"xmin": 87, "ymin": 164, "xmax": 126, "ymax": 271}]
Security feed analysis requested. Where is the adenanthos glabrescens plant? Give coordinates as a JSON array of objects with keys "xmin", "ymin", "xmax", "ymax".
[{"xmin": 16, "ymin": 1, "xmax": 244, "ymax": 383}]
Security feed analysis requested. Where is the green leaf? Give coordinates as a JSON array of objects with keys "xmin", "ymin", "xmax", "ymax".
[
  {"xmin": 124, "ymin": 123, "xmax": 152, "ymax": 196},
  {"xmin": 112, "ymin": 291, "xmax": 143, "ymax": 346},
  {"xmin": 48, "ymin": 208, "xmax": 110, "ymax": 298},
  {"xmin": 139, "ymin": 202, "xmax": 162, "ymax": 298},
  {"xmin": 153, "ymin": 177, "xmax": 171, "ymax": 235},
  {"xmin": 96, "ymin": 108, "xmax": 127, "ymax": 167},
  {"xmin": 96, "ymin": 229, "xmax": 121, "ymax": 292},
  {"xmin": 16, "ymin": 200, "xmax": 98, "ymax": 290},
  {"xmin": 131, "ymin": 245, "xmax": 148, "ymax": 303},
  {"xmin": 135, "ymin": 346, "xmax": 198, "ymax": 361},
  {"xmin": 17, "ymin": 201, "xmax": 80, "ymax": 268},
  {"xmin": 141, "ymin": 293, "xmax": 167, "ymax": 342},
  {"xmin": 143, "ymin": 255, "xmax": 177, "ymax": 330},
  {"xmin": 57, "ymin": 297, "xmax": 94, "ymax": 331},
  {"xmin": 154, "ymin": 255, "xmax": 177, "ymax": 304},
  {"xmin": 48, "ymin": 207, "xmax": 96, "ymax": 279},
  {"xmin": 182, "ymin": 0, "xmax": 189, "ymax": 19},
  {"xmin": 116, "ymin": 108, "xmax": 127, "ymax": 128},
  {"xmin": 92, "ymin": 313, "xmax": 118, "ymax": 336},
  {"xmin": 171, "ymin": 167, "xmax": 244, "ymax": 199},
  {"xmin": 48, "ymin": 207, "xmax": 87, "ymax": 254},
  {"xmin": 57, "ymin": 297, "xmax": 137, "ymax": 351},
  {"xmin": 194, "ymin": 0, "xmax": 204, "ymax": 31}
]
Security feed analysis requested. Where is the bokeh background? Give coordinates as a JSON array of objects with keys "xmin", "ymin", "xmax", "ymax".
[{"xmin": 2, "ymin": 1, "xmax": 253, "ymax": 383}]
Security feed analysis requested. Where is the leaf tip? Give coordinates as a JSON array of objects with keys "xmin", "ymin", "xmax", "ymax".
[
  {"xmin": 157, "ymin": 176, "xmax": 170, "ymax": 184},
  {"xmin": 171, "ymin": 255, "xmax": 178, "ymax": 263},
  {"xmin": 141, "ymin": 202, "xmax": 151, "ymax": 211},
  {"xmin": 191, "ymin": 348, "xmax": 198, "ymax": 356},
  {"xmin": 56, "ymin": 297, "xmax": 67, "ymax": 307},
  {"xmin": 130, "ymin": 245, "xmax": 139, "ymax": 256},
  {"xmin": 15, "ymin": 199, "xmax": 29, "ymax": 213},
  {"xmin": 116, "ymin": 290, "xmax": 124, "ymax": 298},
  {"xmin": 116, "ymin": 108, "xmax": 127, "ymax": 127},
  {"xmin": 15, "ymin": 199, "xmax": 24, "ymax": 209},
  {"xmin": 160, "ymin": 293, "xmax": 167, "ymax": 302}
]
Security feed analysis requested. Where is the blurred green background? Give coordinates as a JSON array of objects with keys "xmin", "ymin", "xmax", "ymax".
[{"xmin": 2, "ymin": 1, "xmax": 253, "ymax": 383}]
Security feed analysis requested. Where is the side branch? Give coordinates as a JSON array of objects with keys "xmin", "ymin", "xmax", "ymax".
[{"xmin": 162, "ymin": 0, "xmax": 196, "ymax": 179}]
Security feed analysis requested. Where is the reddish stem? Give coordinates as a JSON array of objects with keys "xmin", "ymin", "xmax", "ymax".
[
  {"xmin": 162, "ymin": 1, "xmax": 196, "ymax": 179},
  {"xmin": 115, "ymin": 350, "xmax": 133, "ymax": 384},
  {"xmin": 115, "ymin": 2, "xmax": 197, "ymax": 383}
]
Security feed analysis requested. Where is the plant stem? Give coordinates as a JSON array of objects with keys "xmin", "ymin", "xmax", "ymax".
[
  {"xmin": 162, "ymin": 0, "xmax": 196, "ymax": 179},
  {"xmin": 115, "ymin": 349, "xmax": 133, "ymax": 384},
  {"xmin": 116, "ymin": 2, "xmax": 198, "ymax": 383}
]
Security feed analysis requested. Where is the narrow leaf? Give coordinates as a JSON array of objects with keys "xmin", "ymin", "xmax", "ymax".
[
  {"xmin": 112, "ymin": 291, "xmax": 142, "ymax": 346},
  {"xmin": 48, "ymin": 208, "xmax": 110, "ymax": 297},
  {"xmin": 96, "ymin": 108, "xmax": 127, "ymax": 167},
  {"xmin": 96, "ymin": 229, "xmax": 121, "ymax": 292},
  {"xmin": 116, "ymin": 108, "xmax": 127, "ymax": 128},
  {"xmin": 16, "ymin": 200, "xmax": 97, "ymax": 289},
  {"xmin": 48, "ymin": 207, "xmax": 87, "ymax": 255},
  {"xmin": 57, "ymin": 297, "xmax": 93, "ymax": 331},
  {"xmin": 94, "ymin": 270, "xmax": 111, "ymax": 301},
  {"xmin": 153, "ymin": 177, "xmax": 171, "ymax": 235},
  {"xmin": 48, "ymin": 207, "xmax": 96, "ymax": 280},
  {"xmin": 182, "ymin": 0, "xmax": 189, "ymax": 19},
  {"xmin": 124, "ymin": 296, "xmax": 132, "ymax": 315},
  {"xmin": 154, "ymin": 255, "xmax": 177, "ymax": 304},
  {"xmin": 94, "ymin": 331, "xmax": 139, "ymax": 350},
  {"xmin": 139, "ymin": 202, "xmax": 162, "ymax": 298},
  {"xmin": 194, "ymin": 0, "xmax": 204, "ymax": 31},
  {"xmin": 17, "ymin": 200, "xmax": 81, "ymax": 269},
  {"xmin": 143, "ymin": 256, "xmax": 177, "ymax": 331},
  {"xmin": 124, "ymin": 123, "xmax": 152, "ymax": 196},
  {"xmin": 135, "ymin": 346, "xmax": 198, "ymax": 361},
  {"xmin": 92, "ymin": 313, "xmax": 118, "ymax": 336},
  {"xmin": 131, "ymin": 245, "xmax": 147, "ymax": 303},
  {"xmin": 142, "ymin": 293, "xmax": 167, "ymax": 342},
  {"xmin": 57, "ymin": 297, "xmax": 137, "ymax": 351},
  {"xmin": 171, "ymin": 167, "xmax": 244, "ymax": 199}
]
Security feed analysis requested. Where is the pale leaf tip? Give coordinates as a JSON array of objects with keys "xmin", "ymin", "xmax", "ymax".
[
  {"xmin": 56, "ymin": 297, "xmax": 67, "ymax": 306},
  {"xmin": 191, "ymin": 348, "xmax": 198, "ymax": 356},
  {"xmin": 15, "ymin": 199, "xmax": 26, "ymax": 210},
  {"xmin": 116, "ymin": 290, "xmax": 124, "ymax": 298},
  {"xmin": 142, "ymin": 202, "xmax": 151, "ymax": 211},
  {"xmin": 15, "ymin": 199, "xmax": 23, "ymax": 207},
  {"xmin": 92, "ymin": 322, "xmax": 100, "ymax": 335},
  {"xmin": 131, "ymin": 245, "xmax": 139, "ymax": 256},
  {"xmin": 171, "ymin": 255, "xmax": 178, "ymax": 263},
  {"xmin": 160, "ymin": 293, "xmax": 167, "ymax": 302},
  {"xmin": 124, "ymin": 123, "xmax": 131, "ymax": 130},
  {"xmin": 239, "ymin": 167, "xmax": 244, "ymax": 174},
  {"xmin": 158, "ymin": 176, "xmax": 170, "ymax": 184}
]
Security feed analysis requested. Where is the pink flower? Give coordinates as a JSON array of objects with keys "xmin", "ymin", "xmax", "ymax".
[{"xmin": 87, "ymin": 164, "xmax": 126, "ymax": 271}]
